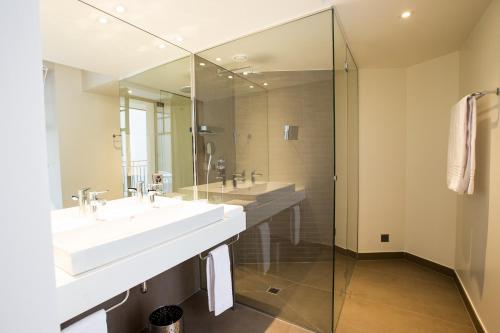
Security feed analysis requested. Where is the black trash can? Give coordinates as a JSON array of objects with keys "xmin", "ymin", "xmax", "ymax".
[{"xmin": 149, "ymin": 305, "xmax": 183, "ymax": 333}]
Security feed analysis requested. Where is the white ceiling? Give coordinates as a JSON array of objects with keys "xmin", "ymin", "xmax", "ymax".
[
  {"xmin": 83, "ymin": 0, "xmax": 491, "ymax": 68},
  {"xmin": 333, "ymin": 0, "xmax": 492, "ymax": 67},
  {"xmin": 40, "ymin": 0, "xmax": 189, "ymax": 79}
]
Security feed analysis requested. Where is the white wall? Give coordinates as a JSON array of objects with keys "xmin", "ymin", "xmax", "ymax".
[
  {"xmin": 405, "ymin": 52, "xmax": 460, "ymax": 268},
  {"xmin": 53, "ymin": 64, "xmax": 122, "ymax": 207},
  {"xmin": 455, "ymin": 0, "xmax": 500, "ymax": 331},
  {"xmin": 0, "ymin": 0, "xmax": 59, "ymax": 331},
  {"xmin": 358, "ymin": 68, "xmax": 406, "ymax": 253}
]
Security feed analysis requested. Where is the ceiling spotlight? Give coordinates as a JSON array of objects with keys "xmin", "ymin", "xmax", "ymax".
[
  {"xmin": 263, "ymin": 82, "xmax": 268, "ymax": 86},
  {"xmin": 249, "ymin": 85, "xmax": 254, "ymax": 89},
  {"xmin": 215, "ymin": 57, "xmax": 222, "ymax": 62},
  {"xmin": 128, "ymin": 90, "xmax": 132, "ymax": 94},
  {"xmin": 401, "ymin": 11, "xmax": 412, "ymax": 19},
  {"xmin": 228, "ymin": 75, "xmax": 233, "ymax": 79},
  {"xmin": 98, "ymin": 16, "xmax": 108, "ymax": 24},
  {"xmin": 175, "ymin": 36, "xmax": 183, "ymax": 42},
  {"xmin": 115, "ymin": 5, "xmax": 125, "ymax": 13},
  {"xmin": 158, "ymin": 43, "xmax": 166, "ymax": 49},
  {"xmin": 243, "ymin": 71, "xmax": 249, "ymax": 76},
  {"xmin": 232, "ymin": 54, "xmax": 248, "ymax": 62},
  {"xmin": 199, "ymin": 62, "xmax": 206, "ymax": 66}
]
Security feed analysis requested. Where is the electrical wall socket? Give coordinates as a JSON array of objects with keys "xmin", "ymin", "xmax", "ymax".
[{"xmin": 381, "ymin": 234, "xmax": 390, "ymax": 242}]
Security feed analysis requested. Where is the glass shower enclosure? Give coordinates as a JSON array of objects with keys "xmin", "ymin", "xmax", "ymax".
[{"xmin": 191, "ymin": 9, "xmax": 359, "ymax": 333}]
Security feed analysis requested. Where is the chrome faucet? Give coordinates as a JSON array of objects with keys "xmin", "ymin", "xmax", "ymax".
[
  {"xmin": 216, "ymin": 175, "xmax": 227, "ymax": 186},
  {"xmin": 128, "ymin": 181, "xmax": 145, "ymax": 200},
  {"xmin": 251, "ymin": 170, "xmax": 263, "ymax": 183},
  {"xmin": 72, "ymin": 187, "xmax": 91, "ymax": 215},
  {"xmin": 88, "ymin": 190, "xmax": 108, "ymax": 215},
  {"xmin": 147, "ymin": 183, "xmax": 163, "ymax": 204},
  {"xmin": 232, "ymin": 170, "xmax": 246, "ymax": 188},
  {"xmin": 216, "ymin": 158, "xmax": 227, "ymax": 186}
]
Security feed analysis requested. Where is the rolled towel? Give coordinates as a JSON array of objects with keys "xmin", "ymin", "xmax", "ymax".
[
  {"xmin": 61, "ymin": 310, "xmax": 107, "ymax": 333},
  {"xmin": 258, "ymin": 222, "xmax": 271, "ymax": 273},
  {"xmin": 206, "ymin": 244, "xmax": 233, "ymax": 316},
  {"xmin": 290, "ymin": 205, "xmax": 301, "ymax": 245}
]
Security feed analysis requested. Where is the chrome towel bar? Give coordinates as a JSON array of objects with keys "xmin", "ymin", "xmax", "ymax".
[
  {"xmin": 472, "ymin": 87, "xmax": 499, "ymax": 99},
  {"xmin": 199, "ymin": 234, "xmax": 240, "ymax": 261}
]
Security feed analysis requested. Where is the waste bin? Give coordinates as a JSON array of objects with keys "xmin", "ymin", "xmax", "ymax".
[{"xmin": 149, "ymin": 305, "xmax": 183, "ymax": 333}]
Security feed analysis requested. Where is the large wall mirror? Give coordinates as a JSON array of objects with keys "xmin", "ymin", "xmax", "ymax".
[{"xmin": 40, "ymin": 0, "xmax": 193, "ymax": 209}]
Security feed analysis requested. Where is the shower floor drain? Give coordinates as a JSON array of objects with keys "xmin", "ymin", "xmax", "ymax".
[{"xmin": 266, "ymin": 287, "xmax": 281, "ymax": 295}]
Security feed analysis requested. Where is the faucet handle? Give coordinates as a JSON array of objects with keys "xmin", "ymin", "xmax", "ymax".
[
  {"xmin": 251, "ymin": 170, "xmax": 263, "ymax": 183},
  {"xmin": 88, "ymin": 190, "xmax": 109, "ymax": 201},
  {"xmin": 148, "ymin": 183, "xmax": 163, "ymax": 192},
  {"xmin": 72, "ymin": 187, "xmax": 91, "ymax": 200}
]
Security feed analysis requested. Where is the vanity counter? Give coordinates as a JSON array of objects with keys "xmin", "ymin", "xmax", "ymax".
[{"xmin": 55, "ymin": 204, "xmax": 245, "ymax": 323}]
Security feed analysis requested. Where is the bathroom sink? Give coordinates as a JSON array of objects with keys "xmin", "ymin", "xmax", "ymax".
[
  {"xmin": 179, "ymin": 181, "xmax": 295, "ymax": 204},
  {"xmin": 51, "ymin": 197, "xmax": 224, "ymax": 275}
]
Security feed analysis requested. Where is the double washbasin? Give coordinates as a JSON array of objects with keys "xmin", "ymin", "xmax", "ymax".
[{"xmin": 51, "ymin": 196, "xmax": 226, "ymax": 276}]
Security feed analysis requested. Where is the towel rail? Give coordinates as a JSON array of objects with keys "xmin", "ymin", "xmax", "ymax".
[
  {"xmin": 199, "ymin": 234, "xmax": 240, "ymax": 260},
  {"xmin": 472, "ymin": 88, "xmax": 499, "ymax": 99}
]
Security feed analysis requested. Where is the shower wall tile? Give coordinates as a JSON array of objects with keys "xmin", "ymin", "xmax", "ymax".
[
  {"xmin": 267, "ymin": 78, "xmax": 334, "ymax": 247},
  {"xmin": 235, "ymin": 91, "xmax": 269, "ymax": 179}
]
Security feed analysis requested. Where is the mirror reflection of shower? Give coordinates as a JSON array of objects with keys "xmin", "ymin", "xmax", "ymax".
[{"xmin": 206, "ymin": 141, "xmax": 216, "ymax": 190}]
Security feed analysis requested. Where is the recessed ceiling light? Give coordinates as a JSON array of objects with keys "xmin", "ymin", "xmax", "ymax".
[
  {"xmin": 98, "ymin": 16, "xmax": 108, "ymax": 24},
  {"xmin": 199, "ymin": 62, "xmax": 206, "ymax": 66},
  {"xmin": 401, "ymin": 11, "xmax": 412, "ymax": 19},
  {"xmin": 115, "ymin": 5, "xmax": 125, "ymax": 13},
  {"xmin": 232, "ymin": 54, "xmax": 248, "ymax": 62},
  {"xmin": 215, "ymin": 57, "xmax": 222, "ymax": 62},
  {"xmin": 263, "ymin": 82, "xmax": 268, "ymax": 86},
  {"xmin": 175, "ymin": 36, "xmax": 183, "ymax": 42},
  {"xmin": 228, "ymin": 75, "xmax": 233, "ymax": 79},
  {"xmin": 243, "ymin": 71, "xmax": 249, "ymax": 76},
  {"xmin": 249, "ymin": 85, "xmax": 254, "ymax": 89},
  {"xmin": 128, "ymin": 90, "xmax": 132, "ymax": 94},
  {"xmin": 158, "ymin": 43, "xmax": 166, "ymax": 49}
]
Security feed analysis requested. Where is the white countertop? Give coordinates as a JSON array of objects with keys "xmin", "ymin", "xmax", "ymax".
[{"xmin": 55, "ymin": 204, "xmax": 245, "ymax": 323}]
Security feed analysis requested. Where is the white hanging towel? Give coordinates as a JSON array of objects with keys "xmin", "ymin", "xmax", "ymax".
[
  {"xmin": 61, "ymin": 310, "xmax": 107, "ymax": 333},
  {"xmin": 447, "ymin": 95, "xmax": 477, "ymax": 194},
  {"xmin": 290, "ymin": 205, "xmax": 301, "ymax": 245},
  {"xmin": 258, "ymin": 222, "xmax": 271, "ymax": 273},
  {"xmin": 206, "ymin": 244, "xmax": 233, "ymax": 316}
]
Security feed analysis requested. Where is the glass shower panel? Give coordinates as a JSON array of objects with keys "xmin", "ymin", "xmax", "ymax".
[
  {"xmin": 333, "ymin": 11, "xmax": 349, "ymax": 329},
  {"xmin": 197, "ymin": 9, "xmax": 335, "ymax": 333},
  {"xmin": 345, "ymin": 47, "xmax": 359, "ymax": 287}
]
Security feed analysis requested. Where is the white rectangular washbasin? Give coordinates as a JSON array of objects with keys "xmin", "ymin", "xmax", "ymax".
[{"xmin": 51, "ymin": 197, "xmax": 225, "ymax": 276}]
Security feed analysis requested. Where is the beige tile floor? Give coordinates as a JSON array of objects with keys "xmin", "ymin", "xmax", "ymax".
[
  {"xmin": 180, "ymin": 258, "xmax": 475, "ymax": 333},
  {"xmin": 181, "ymin": 291, "xmax": 314, "ymax": 333},
  {"xmin": 336, "ymin": 259, "xmax": 477, "ymax": 333}
]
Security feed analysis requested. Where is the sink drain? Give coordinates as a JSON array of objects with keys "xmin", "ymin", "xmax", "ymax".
[{"xmin": 266, "ymin": 287, "xmax": 281, "ymax": 295}]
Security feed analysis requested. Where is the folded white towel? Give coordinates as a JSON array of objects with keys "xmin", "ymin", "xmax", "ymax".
[
  {"xmin": 290, "ymin": 205, "xmax": 301, "ymax": 245},
  {"xmin": 258, "ymin": 222, "xmax": 271, "ymax": 273},
  {"xmin": 61, "ymin": 310, "xmax": 107, "ymax": 333},
  {"xmin": 447, "ymin": 95, "xmax": 477, "ymax": 194},
  {"xmin": 206, "ymin": 244, "xmax": 233, "ymax": 316}
]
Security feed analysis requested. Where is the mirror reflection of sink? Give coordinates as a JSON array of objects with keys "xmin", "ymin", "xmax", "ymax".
[{"xmin": 180, "ymin": 181, "xmax": 296, "ymax": 204}]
